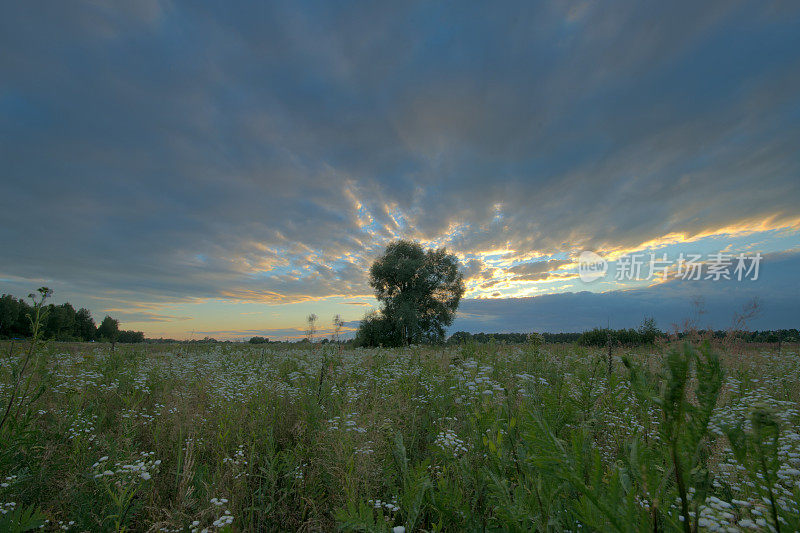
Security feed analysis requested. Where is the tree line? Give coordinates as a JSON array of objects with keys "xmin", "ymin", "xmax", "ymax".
[
  {"xmin": 448, "ymin": 327, "xmax": 799, "ymax": 347},
  {"xmin": 0, "ymin": 292, "xmax": 144, "ymax": 342},
  {"xmin": 447, "ymin": 331, "xmax": 584, "ymax": 344}
]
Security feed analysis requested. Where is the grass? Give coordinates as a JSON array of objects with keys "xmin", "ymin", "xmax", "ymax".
[{"xmin": 0, "ymin": 339, "xmax": 799, "ymax": 532}]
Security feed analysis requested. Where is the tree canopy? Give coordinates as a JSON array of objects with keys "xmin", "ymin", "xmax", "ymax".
[
  {"xmin": 96, "ymin": 316, "xmax": 120, "ymax": 343},
  {"xmin": 0, "ymin": 291, "xmax": 144, "ymax": 342},
  {"xmin": 355, "ymin": 240, "xmax": 465, "ymax": 346}
]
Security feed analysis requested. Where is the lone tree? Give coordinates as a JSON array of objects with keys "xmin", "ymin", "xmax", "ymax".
[{"xmin": 355, "ymin": 240, "xmax": 465, "ymax": 346}]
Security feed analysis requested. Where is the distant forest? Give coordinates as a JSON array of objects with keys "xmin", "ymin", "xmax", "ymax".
[
  {"xmin": 0, "ymin": 292, "xmax": 144, "ymax": 342},
  {"xmin": 448, "ymin": 328, "xmax": 799, "ymax": 346}
]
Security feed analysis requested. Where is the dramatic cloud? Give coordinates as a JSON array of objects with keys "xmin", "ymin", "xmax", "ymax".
[
  {"xmin": 1, "ymin": 1, "xmax": 798, "ymax": 337},
  {"xmin": 454, "ymin": 250, "xmax": 800, "ymax": 333}
]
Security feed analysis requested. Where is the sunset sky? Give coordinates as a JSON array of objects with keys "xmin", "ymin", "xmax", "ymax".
[{"xmin": 1, "ymin": 1, "xmax": 799, "ymax": 339}]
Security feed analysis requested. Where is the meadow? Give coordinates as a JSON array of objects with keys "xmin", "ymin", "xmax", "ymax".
[{"xmin": 1, "ymin": 339, "xmax": 799, "ymax": 532}]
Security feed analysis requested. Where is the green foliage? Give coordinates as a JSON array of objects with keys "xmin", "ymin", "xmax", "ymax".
[
  {"xmin": 385, "ymin": 433, "xmax": 432, "ymax": 532},
  {"xmin": 0, "ymin": 291, "xmax": 146, "ymax": 342},
  {"xmin": 117, "ymin": 330, "xmax": 145, "ymax": 343},
  {"xmin": 74, "ymin": 307, "xmax": 97, "ymax": 341},
  {"xmin": 0, "ymin": 504, "xmax": 46, "ymax": 532},
  {"xmin": 356, "ymin": 240, "xmax": 465, "ymax": 347},
  {"xmin": 335, "ymin": 501, "xmax": 393, "ymax": 533},
  {"xmin": 0, "ymin": 289, "xmax": 51, "ymax": 530},
  {"xmin": 249, "ymin": 336, "xmax": 269, "ymax": 344},
  {"xmin": 490, "ymin": 342, "xmax": 726, "ymax": 532},
  {"xmin": 638, "ymin": 315, "xmax": 660, "ymax": 345},
  {"xmin": 97, "ymin": 315, "xmax": 120, "ymax": 343},
  {"xmin": 0, "ymin": 288, "xmax": 53, "ymax": 436},
  {"xmin": 0, "ymin": 293, "xmax": 31, "ymax": 338},
  {"xmin": 577, "ymin": 316, "xmax": 664, "ymax": 346},
  {"xmin": 2, "ymin": 335, "xmax": 799, "ymax": 531},
  {"xmin": 620, "ymin": 342, "xmax": 723, "ymax": 532},
  {"xmin": 723, "ymin": 406, "xmax": 798, "ymax": 532},
  {"xmin": 353, "ymin": 311, "xmax": 402, "ymax": 348},
  {"xmin": 526, "ymin": 332, "xmax": 544, "ymax": 347},
  {"xmin": 447, "ymin": 331, "xmax": 584, "ymax": 344},
  {"xmin": 578, "ymin": 321, "xmax": 664, "ymax": 347}
]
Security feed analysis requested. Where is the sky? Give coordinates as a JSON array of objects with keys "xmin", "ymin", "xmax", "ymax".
[{"xmin": 1, "ymin": 1, "xmax": 799, "ymax": 340}]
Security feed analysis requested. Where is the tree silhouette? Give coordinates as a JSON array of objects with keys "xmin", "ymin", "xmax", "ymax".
[{"xmin": 356, "ymin": 240, "xmax": 464, "ymax": 346}]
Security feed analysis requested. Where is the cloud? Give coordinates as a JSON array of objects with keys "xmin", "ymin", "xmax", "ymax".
[
  {"xmin": 453, "ymin": 250, "xmax": 800, "ymax": 333},
  {"xmin": 193, "ymin": 322, "xmax": 360, "ymax": 341},
  {"xmin": 191, "ymin": 328, "xmax": 306, "ymax": 340},
  {"xmin": 507, "ymin": 260, "xmax": 571, "ymax": 277},
  {"xmin": 0, "ymin": 1, "xmax": 799, "ymax": 329},
  {"xmin": 108, "ymin": 312, "xmax": 193, "ymax": 324}
]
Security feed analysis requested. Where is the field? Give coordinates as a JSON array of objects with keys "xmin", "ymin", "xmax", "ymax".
[{"xmin": 1, "ymin": 340, "xmax": 799, "ymax": 532}]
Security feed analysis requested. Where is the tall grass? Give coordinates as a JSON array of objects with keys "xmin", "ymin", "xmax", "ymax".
[{"xmin": 0, "ymin": 339, "xmax": 798, "ymax": 531}]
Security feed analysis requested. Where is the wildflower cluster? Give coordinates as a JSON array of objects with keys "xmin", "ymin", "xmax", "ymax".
[
  {"xmin": 292, "ymin": 463, "xmax": 308, "ymax": 480},
  {"xmin": 222, "ymin": 443, "xmax": 249, "ymax": 480},
  {"xmin": 434, "ymin": 428, "xmax": 469, "ymax": 457},
  {"xmin": 66, "ymin": 412, "xmax": 98, "ymax": 444},
  {"xmin": 91, "ymin": 452, "xmax": 161, "ymax": 482},
  {"xmin": 188, "ymin": 498, "xmax": 234, "ymax": 532},
  {"xmin": 368, "ymin": 496, "xmax": 401, "ymax": 513},
  {"xmin": 327, "ymin": 412, "xmax": 367, "ymax": 433}
]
